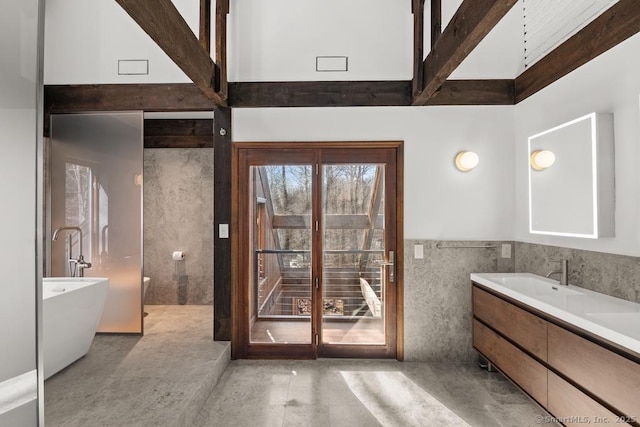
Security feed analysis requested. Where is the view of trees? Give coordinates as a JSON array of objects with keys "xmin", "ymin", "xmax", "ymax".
[
  {"xmin": 64, "ymin": 163, "xmax": 92, "ymax": 265},
  {"xmin": 263, "ymin": 164, "xmax": 384, "ymax": 268},
  {"xmin": 65, "ymin": 163, "xmax": 91, "ymax": 226}
]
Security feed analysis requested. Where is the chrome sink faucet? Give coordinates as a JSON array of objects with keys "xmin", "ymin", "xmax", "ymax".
[
  {"xmin": 52, "ymin": 226, "xmax": 92, "ymax": 277},
  {"xmin": 546, "ymin": 259, "xmax": 568, "ymax": 285}
]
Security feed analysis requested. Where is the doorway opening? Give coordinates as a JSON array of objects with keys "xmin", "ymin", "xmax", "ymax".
[{"xmin": 233, "ymin": 142, "xmax": 404, "ymax": 359}]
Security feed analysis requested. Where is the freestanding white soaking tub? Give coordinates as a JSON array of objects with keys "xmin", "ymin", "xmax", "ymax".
[{"xmin": 43, "ymin": 277, "xmax": 109, "ymax": 379}]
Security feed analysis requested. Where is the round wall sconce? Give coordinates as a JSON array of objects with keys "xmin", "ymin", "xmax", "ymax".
[
  {"xmin": 530, "ymin": 150, "xmax": 556, "ymax": 171},
  {"xmin": 455, "ymin": 151, "xmax": 479, "ymax": 172}
]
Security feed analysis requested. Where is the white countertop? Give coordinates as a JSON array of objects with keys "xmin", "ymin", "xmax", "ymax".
[{"xmin": 471, "ymin": 272, "xmax": 640, "ymax": 356}]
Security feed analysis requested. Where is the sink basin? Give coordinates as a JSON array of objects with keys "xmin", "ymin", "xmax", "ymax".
[
  {"xmin": 482, "ymin": 274, "xmax": 584, "ymax": 297},
  {"xmin": 556, "ymin": 295, "xmax": 633, "ymax": 314},
  {"xmin": 585, "ymin": 312, "xmax": 640, "ymax": 340}
]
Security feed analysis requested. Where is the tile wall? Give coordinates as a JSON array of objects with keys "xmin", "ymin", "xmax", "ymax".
[
  {"xmin": 403, "ymin": 240, "xmax": 640, "ymax": 362},
  {"xmin": 403, "ymin": 240, "xmax": 515, "ymax": 362},
  {"xmin": 515, "ymin": 242, "xmax": 640, "ymax": 304},
  {"xmin": 143, "ymin": 148, "xmax": 214, "ymax": 305}
]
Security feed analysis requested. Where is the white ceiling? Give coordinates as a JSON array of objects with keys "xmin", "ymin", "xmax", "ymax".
[
  {"xmin": 448, "ymin": 0, "xmax": 621, "ymax": 79},
  {"xmin": 522, "ymin": 0, "xmax": 619, "ymax": 68}
]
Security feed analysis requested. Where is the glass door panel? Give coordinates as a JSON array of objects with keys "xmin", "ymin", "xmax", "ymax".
[
  {"xmin": 322, "ymin": 164, "xmax": 386, "ymax": 345},
  {"xmin": 249, "ymin": 165, "xmax": 313, "ymax": 344},
  {"xmin": 237, "ymin": 143, "xmax": 400, "ymax": 359},
  {"xmin": 50, "ymin": 112, "xmax": 143, "ymax": 333}
]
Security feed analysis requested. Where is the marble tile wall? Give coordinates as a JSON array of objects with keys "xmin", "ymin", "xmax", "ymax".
[
  {"xmin": 404, "ymin": 240, "xmax": 515, "ymax": 362},
  {"xmin": 515, "ymin": 242, "xmax": 640, "ymax": 304},
  {"xmin": 143, "ymin": 149, "xmax": 214, "ymax": 305}
]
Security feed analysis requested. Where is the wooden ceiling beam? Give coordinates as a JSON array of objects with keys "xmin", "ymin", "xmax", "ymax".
[
  {"xmin": 144, "ymin": 119, "xmax": 213, "ymax": 148},
  {"xmin": 199, "ymin": 0, "xmax": 211, "ymax": 54},
  {"xmin": 44, "ymin": 80, "xmax": 514, "ymax": 113},
  {"xmin": 215, "ymin": 0, "xmax": 229, "ymax": 98},
  {"xmin": 115, "ymin": 0, "xmax": 226, "ymax": 106},
  {"xmin": 45, "ymin": 84, "xmax": 216, "ymax": 112},
  {"xmin": 424, "ymin": 79, "xmax": 514, "ymax": 105},
  {"xmin": 430, "ymin": 0, "xmax": 442, "ymax": 50},
  {"xmin": 515, "ymin": 0, "xmax": 640, "ymax": 103},
  {"xmin": 228, "ymin": 81, "xmax": 412, "ymax": 107},
  {"xmin": 413, "ymin": 0, "xmax": 517, "ymax": 106},
  {"xmin": 412, "ymin": 0, "xmax": 425, "ymax": 98}
]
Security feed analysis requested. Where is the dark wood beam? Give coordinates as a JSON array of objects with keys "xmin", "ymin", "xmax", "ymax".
[
  {"xmin": 45, "ymin": 84, "xmax": 216, "ymax": 112},
  {"xmin": 413, "ymin": 0, "xmax": 518, "ymax": 106},
  {"xmin": 424, "ymin": 79, "xmax": 514, "ymax": 105},
  {"xmin": 199, "ymin": 0, "xmax": 211, "ymax": 53},
  {"xmin": 431, "ymin": 0, "xmax": 442, "ymax": 50},
  {"xmin": 144, "ymin": 119, "xmax": 213, "ymax": 148},
  {"xmin": 215, "ymin": 0, "xmax": 229, "ymax": 98},
  {"xmin": 515, "ymin": 0, "xmax": 640, "ymax": 103},
  {"xmin": 115, "ymin": 0, "xmax": 226, "ymax": 106},
  {"xmin": 229, "ymin": 81, "xmax": 412, "ymax": 107},
  {"xmin": 214, "ymin": 107, "xmax": 232, "ymax": 341},
  {"xmin": 45, "ymin": 80, "xmax": 513, "ymax": 112},
  {"xmin": 412, "ymin": 0, "xmax": 425, "ymax": 98}
]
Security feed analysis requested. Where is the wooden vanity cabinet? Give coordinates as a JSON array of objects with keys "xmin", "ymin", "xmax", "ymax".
[
  {"xmin": 472, "ymin": 282, "xmax": 639, "ymax": 427},
  {"xmin": 473, "ymin": 286, "xmax": 547, "ymax": 361},
  {"xmin": 548, "ymin": 323, "xmax": 640, "ymax": 420},
  {"xmin": 473, "ymin": 319, "xmax": 548, "ymax": 406},
  {"xmin": 548, "ymin": 371, "xmax": 623, "ymax": 427}
]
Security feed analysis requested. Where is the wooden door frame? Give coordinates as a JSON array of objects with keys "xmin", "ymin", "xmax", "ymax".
[{"xmin": 231, "ymin": 141, "xmax": 404, "ymax": 360}]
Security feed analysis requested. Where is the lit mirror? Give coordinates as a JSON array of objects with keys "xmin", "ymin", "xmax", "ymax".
[{"xmin": 528, "ymin": 112, "xmax": 614, "ymax": 238}]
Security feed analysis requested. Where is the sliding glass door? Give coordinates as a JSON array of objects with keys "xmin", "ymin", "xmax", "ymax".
[{"xmin": 235, "ymin": 143, "xmax": 402, "ymax": 359}]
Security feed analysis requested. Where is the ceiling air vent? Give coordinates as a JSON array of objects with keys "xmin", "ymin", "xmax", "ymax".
[
  {"xmin": 118, "ymin": 59, "xmax": 149, "ymax": 75},
  {"xmin": 316, "ymin": 56, "xmax": 348, "ymax": 72}
]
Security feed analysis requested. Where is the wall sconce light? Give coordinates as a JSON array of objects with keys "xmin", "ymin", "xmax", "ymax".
[
  {"xmin": 455, "ymin": 151, "xmax": 479, "ymax": 172},
  {"xmin": 133, "ymin": 173, "xmax": 143, "ymax": 186},
  {"xmin": 530, "ymin": 150, "xmax": 556, "ymax": 171}
]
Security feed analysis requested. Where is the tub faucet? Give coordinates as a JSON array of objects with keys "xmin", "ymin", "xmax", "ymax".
[
  {"xmin": 52, "ymin": 226, "xmax": 92, "ymax": 277},
  {"xmin": 546, "ymin": 259, "xmax": 568, "ymax": 285}
]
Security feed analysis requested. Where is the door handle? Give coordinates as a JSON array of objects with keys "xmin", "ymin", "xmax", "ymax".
[{"xmin": 380, "ymin": 250, "xmax": 395, "ymax": 284}]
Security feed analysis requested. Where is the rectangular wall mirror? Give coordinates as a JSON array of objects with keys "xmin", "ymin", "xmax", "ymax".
[{"xmin": 528, "ymin": 112, "xmax": 615, "ymax": 238}]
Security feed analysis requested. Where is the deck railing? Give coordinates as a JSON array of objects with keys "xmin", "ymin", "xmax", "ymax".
[{"xmin": 254, "ymin": 249, "xmax": 384, "ymax": 319}]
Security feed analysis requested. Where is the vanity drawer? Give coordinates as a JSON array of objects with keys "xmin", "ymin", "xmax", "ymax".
[
  {"xmin": 473, "ymin": 319, "xmax": 548, "ymax": 407},
  {"xmin": 548, "ymin": 323, "xmax": 640, "ymax": 420},
  {"xmin": 548, "ymin": 371, "xmax": 630, "ymax": 426},
  {"xmin": 473, "ymin": 286, "xmax": 547, "ymax": 361}
]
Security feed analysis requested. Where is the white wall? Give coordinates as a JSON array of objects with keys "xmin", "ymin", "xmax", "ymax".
[
  {"xmin": 43, "ymin": 0, "xmax": 523, "ymax": 84},
  {"xmin": 233, "ymin": 106, "xmax": 515, "ymax": 240},
  {"xmin": 0, "ymin": 0, "xmax": 41, "ymax": 424},
  {"xmin": 44, "ymin": 0, "xmax": 200, "ymax": 84},
  {"xmin": 514, "ymin": 33, "xmax": 640, "ymax": 256},
  {"xmin": 227, "ymin": 0, "xmax": 412, "ymax": 82}
]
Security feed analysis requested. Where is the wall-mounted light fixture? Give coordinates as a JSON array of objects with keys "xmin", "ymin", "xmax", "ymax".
[
  {"xmin": 455, "ymin": 151, "xmax": 479, "ymax": 172},
  {"xmin": 530, "ymin": 150, "xmax": 556, "ymax": 171}
]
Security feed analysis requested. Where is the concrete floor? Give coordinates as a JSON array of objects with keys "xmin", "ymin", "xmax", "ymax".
[
  {"xmin": 194, "ymin": 360, "xmax": 557, "ymax": 427},
  {"xmin": 44, "ymin": 305, "xmax": 230, "ymax": 427},
  {"xmin": 45, "ymin": 305, "xmax": 556, "ymax": 427}
]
